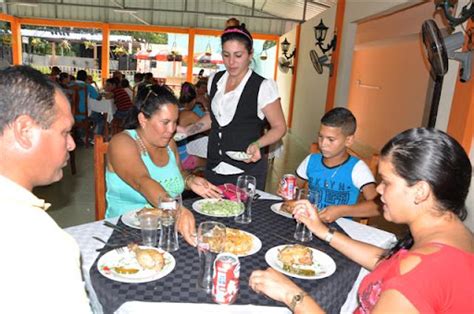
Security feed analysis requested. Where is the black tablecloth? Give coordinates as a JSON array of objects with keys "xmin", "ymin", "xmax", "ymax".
[{"xmin": 90, "ymin": 199, "xmax": 360, "ymax": 314}]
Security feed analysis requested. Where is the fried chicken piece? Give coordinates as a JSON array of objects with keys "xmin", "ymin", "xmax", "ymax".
[
  {"xmin": 278, "ymin": 244, "xmax": 313, "ymax": 266},
  {"xmin": 128, "ymin": 243, "xmax": 164, "ymax": 271},
  {"xmin": 136, "ymin": 207, "xmax": 162, "ymax": 217},
  {"xmin": 280, "ymin": 200, "xmax": 297, "ymax": 214}
]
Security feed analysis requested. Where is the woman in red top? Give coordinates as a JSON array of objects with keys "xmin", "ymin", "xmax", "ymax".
[{"xmin": 250, "ymin": 128, "xmax": 473, "ymax": 313}]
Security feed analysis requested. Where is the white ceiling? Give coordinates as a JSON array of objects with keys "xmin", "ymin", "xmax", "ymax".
[{"xmin": 1, "ymin": 0, "xmax": 337, "ymax": 35}]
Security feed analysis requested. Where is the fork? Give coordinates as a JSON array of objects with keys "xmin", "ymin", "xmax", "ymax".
[{"xmin": 103, "ymin": 221, "xmax": 141, "ymax": 240}]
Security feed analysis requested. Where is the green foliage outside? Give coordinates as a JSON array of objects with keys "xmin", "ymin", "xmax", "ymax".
[{"xmin": 113, "ymin": 31, "xmax": 168, "ymax": 44}]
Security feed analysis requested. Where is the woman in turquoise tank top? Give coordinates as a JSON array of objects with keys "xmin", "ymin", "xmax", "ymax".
[{"xmin": 105, "ymin": 84, "xmax": 221, "ymax": 245}]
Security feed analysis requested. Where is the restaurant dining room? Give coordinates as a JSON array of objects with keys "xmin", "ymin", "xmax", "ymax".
[{"xmin": 0, "ymin": 0, "xmax": 473, "ymax": 313}]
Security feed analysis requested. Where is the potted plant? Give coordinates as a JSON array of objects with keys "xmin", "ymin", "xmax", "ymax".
[
  {"xmin": 83, "ymin": 40, "xmax": 95, "ymax": 50},
  {"xmin": 113, "ymin": 45, "xmax": 128, "ymax": 57}
]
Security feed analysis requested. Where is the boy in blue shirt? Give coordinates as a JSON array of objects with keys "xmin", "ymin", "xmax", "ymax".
[{"xmin": 294, "ymin": 108, "xmax": 380, "ymax": 223}]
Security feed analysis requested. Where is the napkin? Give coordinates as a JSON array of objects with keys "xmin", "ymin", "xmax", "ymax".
[{"xmin": 212, "ymin": 162, "xmax": 244, "ymax": 175}]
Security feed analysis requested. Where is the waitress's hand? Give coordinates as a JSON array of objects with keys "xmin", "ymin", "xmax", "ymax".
[
  {"xmin": 245, "ymin": 142, "xmax": 262, "ymax": 163},
  {"xmin": 189, "ymin": 175, "xmax": 222, "ymax": 198}
]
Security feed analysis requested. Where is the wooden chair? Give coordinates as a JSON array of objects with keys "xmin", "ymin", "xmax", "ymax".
[
  {"xmin": 94, "ymin": 135, "xmax": 109, "ymax": 221},
  {"xmin": 309, "ymin": 142, "xmax": 380, "ymax": 225},
  {"xmin": 71, "ymin": 84, "xmax": 92, "ymax": 148}
]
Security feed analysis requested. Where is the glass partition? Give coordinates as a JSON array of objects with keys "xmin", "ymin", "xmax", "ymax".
[{"xmin": 0, "ymin": 21, "xmax": 13, "ymax": 67}]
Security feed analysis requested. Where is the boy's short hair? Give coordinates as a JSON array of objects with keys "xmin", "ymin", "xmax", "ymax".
[{"xmin": 321, "ymin": 107, "xmax": 356, "ymax": 135}]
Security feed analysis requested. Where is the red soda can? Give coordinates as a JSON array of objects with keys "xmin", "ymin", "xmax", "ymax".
[
  {"xmin": 211, "ymin": 253, "xmax": 240, "ymax": 304},
  {"xmin": 280, "ymin": 174, "xmax": 297, "ymax": 199}
]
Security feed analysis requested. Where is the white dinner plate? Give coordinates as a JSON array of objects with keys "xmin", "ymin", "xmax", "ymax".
[
  {"xmin": 173, "ymin": 132, "xmax": 187, "ymax": 142},
  {"xmin": 270, "ymin": 202, "xmax": 293, "ymax": 219},
  {"xmin": 121, "ymin": 210, "xmax": 161, "ymax": 230},
  {"xmin": 265, "ymin": 245, "xmax": 336, "ymax": 280},
  {"xmin": 226, "ymin": 151, "xmax": 251, "ymax": 161},
  {"xmin": 97, "ymin": 246, "xmax": 175, "ymax": 283},
  {"xmin": 225, "ymin": 229, "xmax": 262, "ymax": 257},
  {"xmin": 192, "ymin": 198, "xmax": 244, "ymax": 217}
]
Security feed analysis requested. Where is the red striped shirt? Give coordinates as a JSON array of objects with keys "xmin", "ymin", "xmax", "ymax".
[{"xmin": 112, "ymin": 87, "xmax": 133, "ymax": 112}]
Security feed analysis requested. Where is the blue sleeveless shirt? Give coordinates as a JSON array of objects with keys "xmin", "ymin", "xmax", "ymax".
[
  {"xmin": 105, "ymin": 129, "xmax": 185, "ymax": 218},
  {"xmin": 306, "ymin": 154, "xmax": 361, "ymax": 210}
]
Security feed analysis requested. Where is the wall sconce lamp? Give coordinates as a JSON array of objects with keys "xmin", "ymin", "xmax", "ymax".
[
  {"xmin": 279, "ymin": 37, "xmax": 296, "ymax": 73},
  {"xmin": 310, "ymin": 19, "xmax": 337, "ymax": 76}
]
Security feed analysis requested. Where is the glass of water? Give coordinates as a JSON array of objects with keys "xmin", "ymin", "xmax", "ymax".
[
  {"xmin": 158, "ymin": 194, "xmax": 182, "ymax": 252},
  {"xmin": 294, "ymin": 188, "xmax": 318, "ymax": 242},
  {"xmin": 234, "ymin": 175, "xmax": 256, "ymax": 224}
]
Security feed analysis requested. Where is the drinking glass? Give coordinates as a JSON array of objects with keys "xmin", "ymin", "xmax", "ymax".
[
  {"xmin": 293, "ymin": 188, "xmax": 318, "ymax": 242},
  {"xmin": 158, "ymin": 194, "xmax": 182, "ymax": 252},
  {"xmin": 138, "ymin": 212, "xmax": 160, "ymax": 247},
  {"xmin": 197, "ymin": 221, "xmax": 226, "ymax": 293},
  {"xmin": 234, "ymin": 175, "xmax": 256, "ymax": 224}
]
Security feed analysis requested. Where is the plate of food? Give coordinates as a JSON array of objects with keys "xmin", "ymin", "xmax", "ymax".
[
  {"xmin": 270, "ymin": 201, "xmax": 294, "ymax": 219},
  {"xmin": 121, "ymin": 208, "xmax": 162, "ymax": 230},
  {"xmin": 226, "ymin": 151, "xmax": 251, "ymax": 161},
  {"xmin": 192, "ymin": 199, "xmax": 244, "ymax": 217},
  {"xmin": 97, "ymin": 244, "xmax": 175, "ymax": 283},
  {"xmin": 265, "ymin": 244, "xmax": 336, "ymax": 280},
  {"xmin": 224, "ymin": 228, "xmax": 262, "ymax": 257},
  {"xmin": 173, "ymin": 132, "xmax": 187, "ymax": 142}
]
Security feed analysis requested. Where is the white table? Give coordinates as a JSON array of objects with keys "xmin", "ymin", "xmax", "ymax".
[
  {"xmin": 66, "ymin": 192, "xmax": 396, "ymax": 313},
  {"xmin": 88, "ymin": 98, "xmax": 115, "ymax": 123}
]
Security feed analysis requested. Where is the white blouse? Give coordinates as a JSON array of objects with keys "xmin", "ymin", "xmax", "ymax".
[
  {"xmin": 206, "ymin": 69, "xmax": 280, "ymax": 175},
  {"xmin": 207, "ymin": 69, "xmax": 280, "ymax": 127}
]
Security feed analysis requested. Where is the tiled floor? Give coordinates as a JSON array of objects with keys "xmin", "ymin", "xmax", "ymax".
[{"xmin": 37, "ymin": 131, "xmax": 406, "ymax": 237}]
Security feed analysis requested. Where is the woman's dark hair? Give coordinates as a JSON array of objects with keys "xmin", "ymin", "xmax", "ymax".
[
  {"xmin": 221, "ymin": 23, "xmax": 253, "ymax": 54},
  {"xmin": 123, "ymin": 84, "xmax": 178, "ymax": 129},
  {"xmin": 381, "ymin": 128, "xmax": 471, "ymax": 259},
  {"xmin": 76, "ymin": 70, "xmax": 87, "ymax": 82},
  {"xmin": 178, "ymin": 82, "xmax": 196, "ymax": 108},
  {"xmin": 121, "ymin": 78, "xmax": 130, "ymax": 88}
]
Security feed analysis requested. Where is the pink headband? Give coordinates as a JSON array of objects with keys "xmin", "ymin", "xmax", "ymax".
[{"xmin": 222, "ymin": 28, "xmax": 253, "ymax": 43}]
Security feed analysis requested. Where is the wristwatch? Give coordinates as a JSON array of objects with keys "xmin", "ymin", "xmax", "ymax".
[
  {"xmin": 289, "ymin": 291, "xmax": 307, "ymax": 312},
  {"xmin": 324, "ymin": 227, "xmax": 337, "ymax": 244}
]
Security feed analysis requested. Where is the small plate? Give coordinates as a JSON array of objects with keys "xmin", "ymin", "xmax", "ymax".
[
  {"xmin": 270, "ymin": 202, "xmax": 293, "ymax": 219},
  {"xmin": 97, "ymin": 246, "xmax": 175, "ymax": 283},
  {"xmin": 121, "ymin": 210, "xmax": 161, "ymax": 230},
  {"xmin": 265, "ymin": 245, "xmax": 336, "ymax": 280},
  {"xmin": 226, "ymin": 151, "xmax": 251, "ymax": 161},
  {"xmin": 173, "ymin": 132, "xmax": 187, "ymax": 142},
  {"xmin": 224, "ymin": 229, "xmax": 262, "ymax": 257},
  {"xmin": 192, "ymin": 198, "xmax": 244, "ymax": 217}
]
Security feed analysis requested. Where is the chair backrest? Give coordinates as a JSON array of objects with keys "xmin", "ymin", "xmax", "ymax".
[
  {"xmin": 72, "ymin": 84, "xmax": 89, "ymax": 118},
  {"xmin": 94, "ymin": 135, "xmax": 109, "ymax": 220}
]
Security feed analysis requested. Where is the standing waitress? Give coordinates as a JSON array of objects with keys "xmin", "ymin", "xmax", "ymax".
[{"xmin": 180, "ymin": 22, "xmax": 287, "ymax": 189}]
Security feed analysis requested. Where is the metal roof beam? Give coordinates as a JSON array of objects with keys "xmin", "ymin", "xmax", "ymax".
[{"xmin": 26, "ymin": 1, "xmax": 304, "ymax": 23}]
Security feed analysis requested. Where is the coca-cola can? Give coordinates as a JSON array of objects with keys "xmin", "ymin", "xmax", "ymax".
[
  {"xmin": 280, "ymin": 174, "xmax": 297, "ymax": 199},
  {"xmin": 211, "ymin": 253, "xmax": 240, "ymax": 304}
]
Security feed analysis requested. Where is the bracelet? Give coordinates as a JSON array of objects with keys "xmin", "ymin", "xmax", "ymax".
[
  {"xmin": 289, "ymin": 291, "xmax": 307, "ymax": 312},
  {"xmin": 252, "ymin": 140, "xmax": 261, "ymax": 149},
  {"xmin": 324, "ymin": 228, "xmax": 336, "ymax": 244},
  {"xmin": 184, "ymin": 174, "xmax": 195, "ymax": 189}
]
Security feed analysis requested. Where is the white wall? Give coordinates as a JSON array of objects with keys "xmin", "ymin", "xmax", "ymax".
[{"xmin": 276, "ymin": 28, "xmax": 297, "ymax": 123}]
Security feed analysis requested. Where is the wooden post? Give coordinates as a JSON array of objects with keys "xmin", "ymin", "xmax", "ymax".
[
  {"xmin": 101, "ymin": 23, "xmax": 110, "ymax": 84},
  {"xmin": 11, "ymin": 17, "xmax": 22, "ymax": 65}
]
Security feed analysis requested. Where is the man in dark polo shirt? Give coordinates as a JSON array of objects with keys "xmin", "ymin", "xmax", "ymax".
[{"xmin": 105, "ymin": 77, "xmax": 133, "ymax": 119}]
